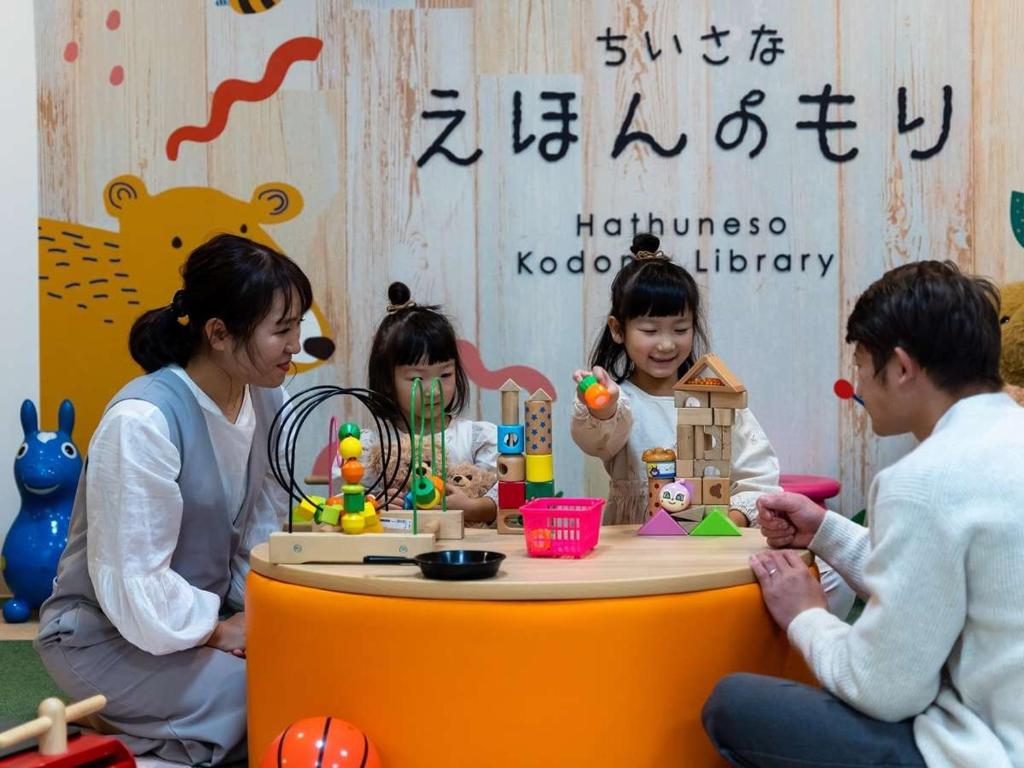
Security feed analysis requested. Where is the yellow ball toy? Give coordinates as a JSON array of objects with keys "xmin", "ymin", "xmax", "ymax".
[{"xmin": 339, "ymin": 436, "xmax": 362, "ymax": 460}]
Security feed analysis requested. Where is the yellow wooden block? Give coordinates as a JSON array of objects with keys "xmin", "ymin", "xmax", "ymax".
[
  {"xmin": 675, "ymin": 459, "xmax": 695, "ymax": 477},
  {"xmin": 713, "ymin": 408, "xmax": 734, "ymax": 426},
  {"xmin": 525, "ymin": 452, "xmax": 554, "ymax": 483}
]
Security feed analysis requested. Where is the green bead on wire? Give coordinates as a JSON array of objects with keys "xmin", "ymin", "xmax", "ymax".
[{"xmin": 408, "ymin": 376, "xmax": 448, "ymax": 534}]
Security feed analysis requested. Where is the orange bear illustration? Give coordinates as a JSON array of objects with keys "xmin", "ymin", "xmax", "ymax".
[{"xmin": 39, "ymin": 174, "xmax": 334, "ymax": 445}]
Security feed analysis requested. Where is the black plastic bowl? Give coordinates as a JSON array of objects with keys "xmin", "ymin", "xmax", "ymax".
[{"xmin": 363, "ymin": 550, "xmax": 506, "ymax": 580}]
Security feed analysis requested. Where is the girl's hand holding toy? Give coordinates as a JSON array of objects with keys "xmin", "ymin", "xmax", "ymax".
[{"xmin": 572, "ymin": 366, "xmax": 620, "ymax": 420}]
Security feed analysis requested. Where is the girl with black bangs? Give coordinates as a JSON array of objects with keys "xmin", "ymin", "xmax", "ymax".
[
  {"xmin": 360, "ymin": 281, "xmax": 498, "ymax": 524},
  {"xmin": 571, "ymin": 233, "xmax": 781, "ymax": 528},
  {"xmin": 37, "ymin": 234, "xmax": 311, "ymax": 766}
]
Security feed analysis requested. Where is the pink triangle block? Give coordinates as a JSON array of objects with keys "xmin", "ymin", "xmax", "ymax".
[{"xmin": 638, "ymin": 508, "xmax": 688, "ymax": 536}]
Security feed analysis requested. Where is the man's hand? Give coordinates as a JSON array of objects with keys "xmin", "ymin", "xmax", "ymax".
[
  {"xmin": 756, "ymin": 492, "xmax": 827, "ymax": 549},
  {"xmin": 750, "ymin": 550, "xmax": 827, "ymax": 630}
]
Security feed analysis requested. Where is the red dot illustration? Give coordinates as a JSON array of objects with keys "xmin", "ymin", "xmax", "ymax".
[
  {"xmin": 106, "ymin": 10, "xmax": 121, "ymax": 30},
  {"xmin": 63, "ymin": 42, "xmax": 79, "ymax": 62},
  {"xmin": 109, "ymin": 65, "xmax": 124, "ymax": 86}
]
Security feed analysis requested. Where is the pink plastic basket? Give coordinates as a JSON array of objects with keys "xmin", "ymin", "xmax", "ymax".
[{"xmin": 520, "ymin": 498, "xmax": 604, "ymax": 558}]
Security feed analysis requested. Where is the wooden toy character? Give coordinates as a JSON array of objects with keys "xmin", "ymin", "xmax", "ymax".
[{"xmin": 658, "ymin": 480, "xmax": 695, "ymax": 515}]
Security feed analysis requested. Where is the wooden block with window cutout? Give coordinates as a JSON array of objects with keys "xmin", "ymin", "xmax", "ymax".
[
  {"xmin": 697, "ymin": 426, "xmax": 726, "ymax": 460},
  {"xmin": 674, "ymin": 391, "xmax": 710, "ymax": 408},
  {"xmin": 695, "ymin": 459, "xmax": 730, "ymax": 477},
  {"xmin": 497, "ymin": 454, "xmax": 525, "ymax": 482}
]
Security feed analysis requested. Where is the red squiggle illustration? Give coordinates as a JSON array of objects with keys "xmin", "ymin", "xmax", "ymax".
[
  {"xmin": 457, "ymin": 339, "xmax": 557, "ymax": 401},
  {"xmin": 166, "ymin": 36, "xmax": 323, "ymax": 161}
]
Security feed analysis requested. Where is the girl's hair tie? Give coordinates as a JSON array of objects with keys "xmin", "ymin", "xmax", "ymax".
[
  {"xmin": 386, "ymin": 298, "xmax": 417, "ymax": 314},
  {"xmin": 633, "ymin": 249, "xmax": 670, "ymax": 262},
  {"xmin": 170, "ymin": 289, "xmax": 190, "ymax": 326}
]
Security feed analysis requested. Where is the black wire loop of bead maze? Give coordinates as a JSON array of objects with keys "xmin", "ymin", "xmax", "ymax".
[{"xmin": 267, "ymin": 386, "xmax": 412, "ymax": 533}]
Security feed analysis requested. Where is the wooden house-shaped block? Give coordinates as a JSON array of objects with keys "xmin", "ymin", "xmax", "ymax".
[{"xmin": 673, "ymin": 354, "xmax": 747, "ymax": 507}]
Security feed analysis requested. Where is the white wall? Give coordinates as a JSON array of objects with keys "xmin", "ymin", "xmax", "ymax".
[{"xmin": 0, "ymin": 1, "xmax": 40, "ymax": 593}]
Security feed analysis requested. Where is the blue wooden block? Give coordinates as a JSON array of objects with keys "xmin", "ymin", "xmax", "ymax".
[{"xmin": 498, "ymin": 424, "xmax": 525, "ymax": 455}]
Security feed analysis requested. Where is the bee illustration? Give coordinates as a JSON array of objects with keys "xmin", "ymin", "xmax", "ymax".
[{"xmin": 218, "ymin": 0, "xmax": 284, "ymax": 14}]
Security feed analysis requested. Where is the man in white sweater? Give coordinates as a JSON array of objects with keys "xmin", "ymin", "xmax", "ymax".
[{"xmin": 703, "ymin": 261, "xmax": 1024, "ymax": 768}]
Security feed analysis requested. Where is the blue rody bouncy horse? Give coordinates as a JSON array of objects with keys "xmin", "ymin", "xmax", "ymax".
[{"xmin": 1, "ymin": 400, "xmax": 82, "ymax": 623}]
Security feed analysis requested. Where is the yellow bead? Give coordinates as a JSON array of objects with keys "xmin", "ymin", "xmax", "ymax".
[
  {"xmin": 339, "ymin": 436, "xmax": 362, "ymax": 460},
  {"xmin": 342, "ymin": 512, "xmax": 366, "ymax": 535}
]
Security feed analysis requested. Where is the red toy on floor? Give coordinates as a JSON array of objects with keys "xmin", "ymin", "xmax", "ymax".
[{"xmin": 0, "ymin": 696, "xmax": 134, "ymax": 768}]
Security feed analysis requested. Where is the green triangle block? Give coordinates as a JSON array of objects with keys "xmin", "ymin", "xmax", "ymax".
[{"xmin": 689, "ymin": 508, "xmax": 741, "ymax": 537}]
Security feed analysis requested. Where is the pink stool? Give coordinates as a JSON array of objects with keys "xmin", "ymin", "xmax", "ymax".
[{"xmin": 779, "ymin": 474, "xmax": 840, "ymax": 509}]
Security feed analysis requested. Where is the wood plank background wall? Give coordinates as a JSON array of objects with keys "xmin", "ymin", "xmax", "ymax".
[{"xmin": 35, "ymin": 0, "xmax": 1024, "ymax": 515}]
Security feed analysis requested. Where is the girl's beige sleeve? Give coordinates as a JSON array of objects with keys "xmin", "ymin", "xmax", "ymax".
[
  {"xmin": 569, "ymin": 394, "xmax": 634, "ymax": 463},
  {"xmin": 728, "ymin": 407, "xmax": 782, "ymax": 525}
]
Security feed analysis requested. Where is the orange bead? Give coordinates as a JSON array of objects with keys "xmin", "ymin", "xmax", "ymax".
[
  {"xmin": 583, "ymin": 383, "xmax": 610, "ymax": 410},
  {"xmin": 527, "ymin": 527, "xmax": 552, "ymax": 552},
  {"xmin": 341, "ymin": 458, "xmax": 364, "ymax": 484},
  {"xmin": 430, "ymin": 474, "xmax": 445, "ymax": 496}
]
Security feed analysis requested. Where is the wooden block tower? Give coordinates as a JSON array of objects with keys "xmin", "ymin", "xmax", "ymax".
[
  {"xmin": 496, "ymin": 379, "xmax": 526, "ymax": 533},
  {"xmin": 524, "ymin": 387, "xmax": 554, "ymax": 497},
  {"xmin": 673, "ymin": 354, "xmax": 747, "ymax": 515},
  {"xmin": 496, "ymin": 382, "xmax": 555, "ymax": 533}
]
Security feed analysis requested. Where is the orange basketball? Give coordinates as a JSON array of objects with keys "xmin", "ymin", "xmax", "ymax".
[{"xmin": 260, "ymin": 716, "xmax": 382, "ymax": 768}]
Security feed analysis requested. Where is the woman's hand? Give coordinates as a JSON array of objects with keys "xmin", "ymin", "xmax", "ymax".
[{"xmin": 206, "ymin": 612, "xmax": 246, "ymax": 656}]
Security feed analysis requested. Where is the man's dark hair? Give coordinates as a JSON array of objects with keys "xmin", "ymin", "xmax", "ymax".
[{"xmin": 846, "ymin": 260, "xmax": 1003, "ymax": 392}]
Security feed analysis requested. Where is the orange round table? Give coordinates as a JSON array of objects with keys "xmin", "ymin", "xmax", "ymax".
[{"xmin": 246, "ymin": 527, "xmax": 812, "ymax": 768}]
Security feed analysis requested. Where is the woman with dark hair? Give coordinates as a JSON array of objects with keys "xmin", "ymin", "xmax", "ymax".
[{"xmin": 36, "ymin": 234, "xmax": 313, "ymax": 766}]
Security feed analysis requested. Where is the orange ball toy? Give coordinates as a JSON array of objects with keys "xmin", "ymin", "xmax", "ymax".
[
  {"xmin": 260, "ymin": 716, "xmax": 382, "ymax": 768},
  {"xmin": 341, "ymin": 459, "xmax": 364, "ymax": 484}
]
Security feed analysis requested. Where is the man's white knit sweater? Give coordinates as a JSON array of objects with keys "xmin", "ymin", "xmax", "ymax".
[{"xmin": 788, "ymin": 393, "xmax": 1024, "ymax": 768}]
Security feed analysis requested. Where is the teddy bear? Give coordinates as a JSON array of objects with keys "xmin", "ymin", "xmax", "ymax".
[
  {"xmin": 999, "ymin": 281, "xmax": 1024, "ymax": 406},
  {"xmin": 445, "ymin": 462, "xmax": 497, "ymax": 500},
  {"xmin": 365, "ymin": 435, "xmax": 496, "ymax": 508}
]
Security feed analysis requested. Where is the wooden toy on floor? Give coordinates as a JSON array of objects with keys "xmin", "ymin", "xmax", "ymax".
[{"xmin": 0, "ymin": 695, "xmax": 134, "ymax": 768}]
